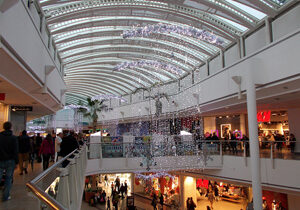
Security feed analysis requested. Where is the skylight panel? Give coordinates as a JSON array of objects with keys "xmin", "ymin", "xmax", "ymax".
[{"xmin": 226, "ymin": 0, "xmax": 267, "ymax": 20}]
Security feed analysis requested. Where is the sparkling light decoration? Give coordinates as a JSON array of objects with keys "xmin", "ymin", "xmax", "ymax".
[
  {"xmin": 122, "ymin": 24, "xmax": 224, "ymax": 45},
  {"xmin": 64, "ymin": 104, "xmax": 89, "ymax": 110},
  {"xmin": 91, "ymin": 94, "xmax": 127, "ymax": 102},
  {"xmin": 114, "ymin": 60, "xmax": 184, "ymax": 75},
  {"xmin": 135, "ymin": 172, "xmax": 176, "ymax": 180}
]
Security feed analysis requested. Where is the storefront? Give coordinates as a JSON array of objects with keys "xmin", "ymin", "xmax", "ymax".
[
  {"xmin": 0, "ymin": 102, "xmax": 9, "ymax": 131},
  {"xmin": 194, "ymin": 178, "xmax": 251, "ymax": 210},
  {"xmin": 84, "ymin": 173, "xmax": 132, "ymax": 205},
  {"xmin": 134, "ymin": 172, "xmax": 180, "ymax": 208}
]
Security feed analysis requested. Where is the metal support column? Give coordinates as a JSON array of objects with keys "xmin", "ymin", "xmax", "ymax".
[{"xmin": 246, "ymin": 70, "xmax": 262, "ymax": 210}]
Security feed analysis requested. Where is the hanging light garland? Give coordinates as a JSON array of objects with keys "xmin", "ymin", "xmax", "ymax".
[
  {"xmin": 114, "ymin": 60, "xmax": 184, "ymax": 75},
  {"xmin": 64, "ymin": 104, "xmax": 89, "ymax": 110},
  {"xmin": 122, "ymin": 24, "xmax": 224, "ymax": 45},
  {"xmin": 135, "ymin": 172, "xmax": 176, "ymax": 180},
  {"xmin": 91, "ymin": 94, "xmax": 127, "ymax": 102}
]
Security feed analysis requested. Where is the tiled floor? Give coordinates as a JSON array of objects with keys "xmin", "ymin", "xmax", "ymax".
[{"xmin": 0, "ymin": 163, "xmax": 45, "ymax": 210}]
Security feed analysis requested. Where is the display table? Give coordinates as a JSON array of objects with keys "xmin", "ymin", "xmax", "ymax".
[{"xmin": 220, "ymin": 193, "xmax": 242, "ymax": 203}]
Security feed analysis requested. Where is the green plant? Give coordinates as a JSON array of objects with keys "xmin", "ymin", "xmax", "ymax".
[{"xmin": 78, "ymin": 97, "xmax": 107, "ymax": 132}]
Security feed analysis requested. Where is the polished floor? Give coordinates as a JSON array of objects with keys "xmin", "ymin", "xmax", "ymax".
[{"xmin": 0, "ymin": 163, "xmax": 44, "ymax": 210}]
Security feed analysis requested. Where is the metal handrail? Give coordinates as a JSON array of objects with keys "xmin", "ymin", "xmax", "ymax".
[{"xmin": 26, "ymin": 148, "xmax": 80, "ymax": 210}]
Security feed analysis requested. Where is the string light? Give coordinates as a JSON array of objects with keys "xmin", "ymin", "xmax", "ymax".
[
  {"xmin": 135, "ymin": 172, "xmax": 176, "ymax": 180},
  {"xmin": 114, "ymin": 60, "xmax": 184, "ymax": 75},
  {"xmin": 64, "ymin": 104, "xmax": 89, "ymax": 110},
  {"xmin": 91, "ymin": 94, "xmax": 127, "ymax": 102},
  {"xmin": 122, "ymin": 24, "xmax": 224, "ymax": 45}
]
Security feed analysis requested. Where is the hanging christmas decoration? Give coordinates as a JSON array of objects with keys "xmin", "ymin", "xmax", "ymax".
[
  {"xmin": 122, "ymin": 23, "xmax": 224, "ymax": 45},
  {"xmin": 135, "ymin": 172, "xmax": 176, "ymax": 180},
  {"xmin": 113, "ymin": 60, "xmax": 184, "ymax": 75},
  {"xmin": 91, "ymin": 94, "xmax": 127, "ymax": 102},
  {"xmin": 64, "ymin": 104, "xmax": 89, "ymax": 110}
]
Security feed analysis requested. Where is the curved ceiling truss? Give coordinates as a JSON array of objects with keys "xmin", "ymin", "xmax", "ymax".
[{"xmin": 37, "ymin": 0, "xmax": 289, "ymax": 104}]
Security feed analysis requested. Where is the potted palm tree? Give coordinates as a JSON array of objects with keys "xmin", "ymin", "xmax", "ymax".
[{"xmin": 78, "ymin": 97, "xmax": 107, "ymax": 133}]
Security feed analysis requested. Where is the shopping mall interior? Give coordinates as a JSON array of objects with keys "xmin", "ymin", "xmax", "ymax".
[{"xmin": 0, "ymin": 0, "xmax": 300, "ymax": 210}]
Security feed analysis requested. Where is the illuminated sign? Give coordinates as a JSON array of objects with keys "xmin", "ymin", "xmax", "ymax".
[
  {"xmin": 257, "ymin": 111, "xmax": 271, "ymax": 122},
  {"xmin": 11, "ymin": 106, "xmax": 33, "ymax": 111}
]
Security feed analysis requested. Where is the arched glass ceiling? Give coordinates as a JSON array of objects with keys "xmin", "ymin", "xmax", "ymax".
[{"xmin": 37, "ymin": 0, "xmax": 290, "ymax": 104}]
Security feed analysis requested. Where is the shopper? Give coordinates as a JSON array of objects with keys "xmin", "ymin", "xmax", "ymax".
[
  {"xmin": 18, "ymin": 130, "xmax": 30, "ymax": 175},
  {"xmin": 230, "ymin": 131, "xmax": 238, "ymax": 154},
  {"xmin": 159, "ymin": 194, "xmax": 164, "ymax": 209},
  {"xmin": 187, "ymin": 197, "xmax": 196, "ymax": 210},
  {"xmin": 35, "ymin": 133, "xmax": 43, "ymax": 162},
  {"xmin": 207, "ymin": 190, "xmax": 215, "ymax": 210},
  {"xmin": 290, "ymin": 133, "xmax": 296, "ymax": 153},
  {"xmin": 124, "ymin": 180, "xmax": 128, "ymax": 195},
  {"xmin": 106, "ymin": 196, "xmax": 111, "ymax": 210},
  {"xmin": 54, "ymin": 133, "xmax": 63, "ymax": 162},
  {"xmin": 151, "ymin": 194, "xmax": 158, "ymax": 210},
  {"xmin": 39, "ymin": 134, "xmax": 54, "ymax": 170},
  {"xmin": 241, "ymin": 135, "xmax": 250, "ymax": 156},
  {"xmin": 60, "ymin": 132, "xmax": 79, "ymax": 157},
  {"xmin": 120, "ymin": 183, "xmax": 125, "ymax": 198},
  {"xmin": 0, "ymin": 122, "xmax": 19, "ymax": 201},
  {"xmin": 115, "ymin": 176, "xmax": 120, "ymax": 192}
]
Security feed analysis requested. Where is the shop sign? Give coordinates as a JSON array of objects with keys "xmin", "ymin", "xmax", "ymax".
[
  {"xmin": 0, "ymin": 93, "xmax": 5, "ymax": 100},
  {"xmin": 11, "ymin": 106, "xmax": 33, "ymax": 111},
  {"xmin": 257, "ymin": 111, "xmax": 271, "ymax": 122}
]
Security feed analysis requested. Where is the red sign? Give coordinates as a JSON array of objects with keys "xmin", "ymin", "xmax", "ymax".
[
  {"xmin": 257, "ymin": 111, "xmax": 271, "ymax": 122},
  {"xmin": 0, "ymin": 93, "xmax": 5, "ymax": 101}
]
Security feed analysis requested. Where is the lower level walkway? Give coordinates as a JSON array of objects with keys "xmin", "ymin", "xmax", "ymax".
[{"xmin": 0, "ymin": 163, "xmax": 45, "ymax": 210}]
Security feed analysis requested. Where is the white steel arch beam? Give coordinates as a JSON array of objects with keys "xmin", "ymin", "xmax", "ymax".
[
  {"xmin": 65, "ymin": 71, "xmax": 152, "ymax": 88},
  {"xmin": 49, "ymin": 15, "xmax": 239, "ymax": 41},
  {"xmin": 65, "ymin": 77, "xmax": 134, "ymax": 93},
  {"xmin": 58, "ymin": 36, "xmax": 211, "ymax": 59},
  {"xmin": 65, "ymin": 79, "xmax": 129, "ymax": 95},
  {"xmin": 65, "ymin": 81, "xmax": 125, "ymax": 95}
]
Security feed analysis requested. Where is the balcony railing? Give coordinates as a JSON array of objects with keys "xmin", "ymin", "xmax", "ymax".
[
  {"xmin": 86, "ymin": 135, "xmax": 298, "ymax": 173},
  {"xmin": 26, "ymin": 145, "xmax": 87, "ymax": 210}
]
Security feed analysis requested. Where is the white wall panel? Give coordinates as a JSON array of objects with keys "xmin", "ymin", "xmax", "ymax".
[
  {"xmin": 209, "ymin": 55, "xmax": 221, "ymax": 75},
  {"xmin": 224, "ymin": 44, "xmax": 239, "ymax": 67},
  {"xmin": 245, "ymin": 27, "xmax": 266, "ymax": 56},
  {"xmin": 272, "ymin": 4, "xmax": 300, "ymax": 41}
]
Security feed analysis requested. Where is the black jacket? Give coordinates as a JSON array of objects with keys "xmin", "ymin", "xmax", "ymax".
[
  {"xmin": 0, "ymin": 130, "xmax": 19, "ymax": 164},
  {"xmin": 60, "ymin": 135, "xmax": 79, "ymax": 157},
  {"xmin": 18, "ymin": 134, "xmax": 31, "ymax": 153}
]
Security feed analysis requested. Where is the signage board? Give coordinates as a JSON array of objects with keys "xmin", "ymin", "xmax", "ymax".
[
  {"xmin": 0, "ymin": 93, "xmax": 5, "ymax": 100},
  {"xmin": 11, "ymin": 106, "xmax": 33, "ymax": 111}
]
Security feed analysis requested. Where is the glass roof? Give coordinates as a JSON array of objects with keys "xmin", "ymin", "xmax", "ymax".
[{"xmin": 37, "ymin": 0, "xmax": 290, "ymax": 103}]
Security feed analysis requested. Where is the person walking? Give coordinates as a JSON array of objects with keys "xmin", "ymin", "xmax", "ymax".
[
  {"xmin": 35, "ymin": 133, "xmax": 43, "ymax": 163},
  {"xmin": 39, "ymin": 134, "xmax": 54, "ymax": 170},
  {"xmin": 54, "ymin": 133, "xmax": 63, "ymax": 162},
  {"xmin": 290, "ymin": 134, "xmax": 296, "ymax": 153},
  {"xmin": 106, "ymin": 196, "xmax": 111, "ymax": 210},
  {"xmin": 18, "ymin": 130, "xmax": 30, "ymax": 175},
  {"xmin": 187, "ymin": 197, "xmax": 196, "ymax": 210},
  {"xmin": 151, "ymin": 194, "xmax": 158, "ymax": 210},
  {"xmin": 0, "ymin": 122, "xmax": 19, "ymax": 201},
  {"xmin": 159, "ymin": 194, "xmax": 164, "ymax": 210},
  {"xmin": 60, "ymin": 132, "xmax": 79, "ymax": 157}
]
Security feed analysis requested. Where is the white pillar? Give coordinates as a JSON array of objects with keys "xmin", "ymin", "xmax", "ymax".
[
  {"xmin": 206, "ymin": 60, "xmax": 210, "ymax": 76},
  {"xmin": 179, "ymin": 175, "xmax": 185, "ymax": 210},
  {"xmin": 287, "ymin": 108, "xmax": 300, "ymax": 153},
  {"xmin": 220, "ymin": 50, "xmax": 225, "ymax": 68},
  {"xmin": 238, "ymin": 37, "xmax": 244, "ymax": 58},
  {"xmin": 246, "ymin": 71, "xmax": 262, "ymax": 210},
  {"xmin": 265, "ymin": 17, "xmax": 272, "ymax": 44},
  {"xmin": 240, "ymin": 114, "xmax": 247, "ymax": 137}
]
